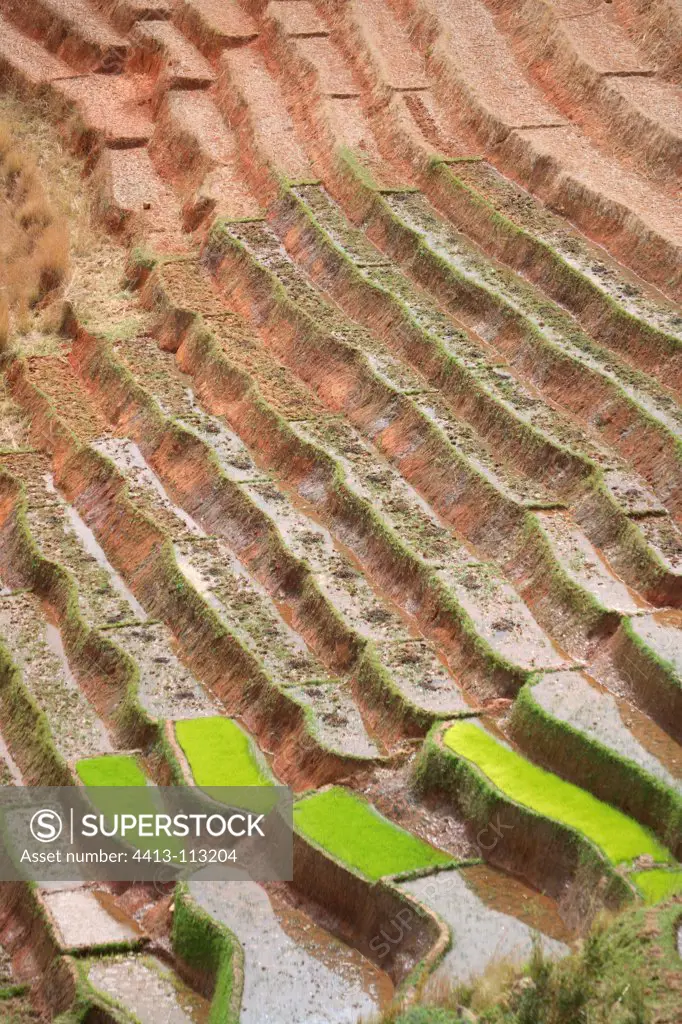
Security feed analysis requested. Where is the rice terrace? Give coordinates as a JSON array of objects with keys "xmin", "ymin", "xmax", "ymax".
[{"xmin": 0, "ymin": 0, "xmax": 679, "ymax": 1020}]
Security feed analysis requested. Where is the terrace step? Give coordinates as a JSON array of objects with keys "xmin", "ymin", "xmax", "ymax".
[
  {"xmin": 327, "ymin": 0, "xmax": 429, "ymax": 93},
  {"xmin": 87, "ymin": 436, "xmax": 341, "ymax": 690},
  {"xmin": 0, "ymin": 0, "xmax": 129, "ymax": 73},
  {"xmin": 294, "ymin": 786, "xmax": 453, "ymax": 880},
  {"xmin": 289, "ymin": 35, "xmax": 360, "ymax": 98},
  {"xmin": 92, "ymin": 146, "xmax": 184, "ymax": 249},
  {"xmin": 0, "ymin": 13, "xmax": 76, "ymax": 88},
  {"xmin": 174, "ymin": 0, "xmax": 258, "ymax": 60},
  {"xmin": 42, "ymin": 889, "xmax": 142, "ymax": 951},
  {"xmin": 403, "ymin": 0, "xmax": 566, "ymax": 137},
  {"xmin": 91, "ymin": 0, "xmax": 174, "ymax": 32},
  {"xmin": 613, "ymin": 612, "xmax": 682, "ymax": 742},
  {"xmin": 0, "ymin": 592, "xmax": 112, "ymax": 762},
  {"xmin": 22, "ymin": 356, "xmax": 111, "ymax": 442},
  {"xmin": 87, "ymin": 954, "xmax": 210, "ymax": 1024},
  {"xmin": 131, "ymin": 19, "xmax": 216, "ymax": 88},
  {"xmin": 55, "ymin": 73, "xmax": 155, "ymax": 148},
  {"xmin": 192, "ymin": 878, "xmax": 390, "ymax": 1022},
  {"xmin": 253, "ymin": 10, "xmax": 395, "ymax": 183},
  {"xmin": 151, "ymin": 89, "xmax": 262, "ymax": 222},
  {"xmin": 495, "ymin": 0, "xmax": 682, "ymax": 180},
  {"xmin": 425, "ymin": 160, "xmax": 682, "ymax": 391},
  {"xmin": 512, "ymin": 670, "xmax": 682, "ymax": 852},
  {"xmin": 0, "ymin": 454, "xmax": 213, "ymax": 749},
  {"xmin": 104, "ymin": 618, "xmax": 218, "ymax": 720},
  {"xmin": 265, "ymin": 0, "xmax": 328, "ymax": 39},
  {"xmin": 393, "ymin": 0, "xmax": 682, "ymax": 297},
  {"xmin": 499, "ymin": 124, "xmax": 682, "ymax": 300},
  {"xmin": 175, "ymin": 716, "xmax": 275, "ymax": 786},
  {"xmin": 616, "ymin": 0, "xmax": 682, "ymax": 83},
  {"xmin": 286, "ymin": 418, "xmax": 573, "ymax": 670},
  {"xmin": 534, "ymin": 511, "xmax": 643, "ymax": 616},
  {"xmin": 402, "ymin": 864, "xmax": 569, "ymax": 982},
  {"xmin": 313, "ymin": 0, "xmax": 463, "ymax": 166},
  {"xmin": 420, "ymin": 719, "xmax": 676, "ymax": 900},
  {"xmin": 218, "ymin": 47, "xmax": 314, "ymax": 186},
  {"xmin": 2, "ymin": 452, "xmax": 146, "ymax": 626}
]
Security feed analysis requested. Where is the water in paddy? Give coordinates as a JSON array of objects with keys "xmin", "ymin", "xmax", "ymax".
[
  {"xmin": 88, "ymin": 954, "xmax": 210, "ymax": 1023},
  {"xmin": 403, "ymin": 864, "xmax": 570, "ymax": 983},
  {"xmin": 191, "ymin": 879, "xmax": 393, "ymax": 1022}
]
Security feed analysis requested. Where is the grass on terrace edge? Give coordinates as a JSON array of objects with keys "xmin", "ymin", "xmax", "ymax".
[
  {"xmin": 443, "ymin": 722, "xmax": 674, "ymax": 866},
  {"xmin": 385, "ymin": 898, "xmax": 682, "ymax": 1024},
  {"xmin": 293, "ymin": 786, "xmax": 452, "ymax": 881}
]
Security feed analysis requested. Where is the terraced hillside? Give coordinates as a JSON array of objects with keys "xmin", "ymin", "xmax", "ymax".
[{"xmin": 0, "ymin": 0, "xmax": 679, "ymax": 1020}]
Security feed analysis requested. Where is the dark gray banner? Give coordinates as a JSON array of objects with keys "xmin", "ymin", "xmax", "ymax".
[{"xmin": 0, "ymin": 786, "xmax": 292, "ymax": 882}]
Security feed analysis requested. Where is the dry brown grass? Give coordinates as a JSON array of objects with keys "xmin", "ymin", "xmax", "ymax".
[{"xmin": 0, "ymin": 111, "xmax": 71, "ymax": 341}]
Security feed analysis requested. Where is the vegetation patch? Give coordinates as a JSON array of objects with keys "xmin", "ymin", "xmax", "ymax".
[
  {"xmin": 631, "ymin": 868, "xmax": 682, "ymax": 904},
  {"xmin": 176, "ymin": 717, "xmax": 273, "ymax": 788},
  {"xmin": 76, "ymin": 754, "xmax": 147, "ymax": 788},
  {"xmin": 387, "ymin": 898, "xmax": 682, "ymax": 1024},
  {"xmin": 293, "ymin": 786, "xmax": 452, "ymax": 880},
  {"xmin": 443, "ymin": 723, "xmax": 673, "ymax": 866}
]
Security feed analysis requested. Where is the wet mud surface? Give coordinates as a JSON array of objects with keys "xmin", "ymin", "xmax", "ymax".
[
  {"xmin": 191, "ymin": 880, "xmax": 392, "ymax": 1023},
  {"xmin": 403, "ymin": 864, "xmax": 570, "ymax": 983}
]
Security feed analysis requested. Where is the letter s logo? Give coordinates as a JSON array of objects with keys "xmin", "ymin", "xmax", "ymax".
[{"xmin": 30, "ymin": 809, "xmax": 63, "ymax": 843}]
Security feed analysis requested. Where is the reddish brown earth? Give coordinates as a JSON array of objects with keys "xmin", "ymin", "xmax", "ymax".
[{"xmin": 0, "ymin": 0, "xmax": 680, "ymax": 1020}]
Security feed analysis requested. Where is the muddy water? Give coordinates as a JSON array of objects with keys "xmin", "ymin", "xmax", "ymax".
[
  {"xmin": 402, "ymin": 865, "xmax": 569, "ymax": 984},
  {"xmin": 629, "ymin": 612, "xmax": 682, "ymax": 678},
  {"xmin": 191, "ymin": 879, "xmax": 392, "ymax": 1023},
  {"xmin": 44, "ymin": 624, "xmax": 113, "ymax": 753},
  {"xmin": 532, "ymin": 671, "xmax": 682, "ymax": 788},
  {"xmin": 43, "ymin": 888, "xmax": 140, "ymax": 949},
  {"xmin": 107, "ymin": 621, "xmax": 218, "ymax": 721},
  {"xmin": 536, "ymin": 511, "xmax": 645, "ymax": 613},
  {"xmin": 88, "ymin": 954, "xmax": 210, "ymax": 1023},
  {"xmin": 91, "ymin": 437, "xmax": 206, "ymax": 537}
]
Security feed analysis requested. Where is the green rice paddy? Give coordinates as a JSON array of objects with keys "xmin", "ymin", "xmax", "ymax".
[
  {"xmin": 75, "ymin": 754, "xmax": 183, "ymax": 858},
  {"xmin": 443, "ymin": 722, "xmax": 673, "ymax": 866},
  {"xmin": 76, "ymin": 754, "xmax": 147, "ymax": 787},
  {"xmin": 175, "ymin": 717, "xmax": 273, "ymax": 788},
  {"xmin": 631, "ymin": 869, "xmax": 682, "ymax": 905},
  {"xmin": 293, "ymin": 786, "xmax": 453, "ymax": 881}
]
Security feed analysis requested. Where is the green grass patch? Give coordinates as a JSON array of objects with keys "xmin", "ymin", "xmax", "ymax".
[
  {"xmin": 631, "ymin": 868, "xmax": 682, "ymax": 904},
  {"xmin": 175, "ymin": 717, "xmax": 272, "ymax": 788},
  {"xmin": 443, "ymin": 722, "xmax": 673, "ymax": 866},
  {"xmin": 293, "ymin": 786, "xmax": 452, "ymax": 880},
  {"xmin": 76, "ymin": 754, "xmax": 147, "ymax": 788}
]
